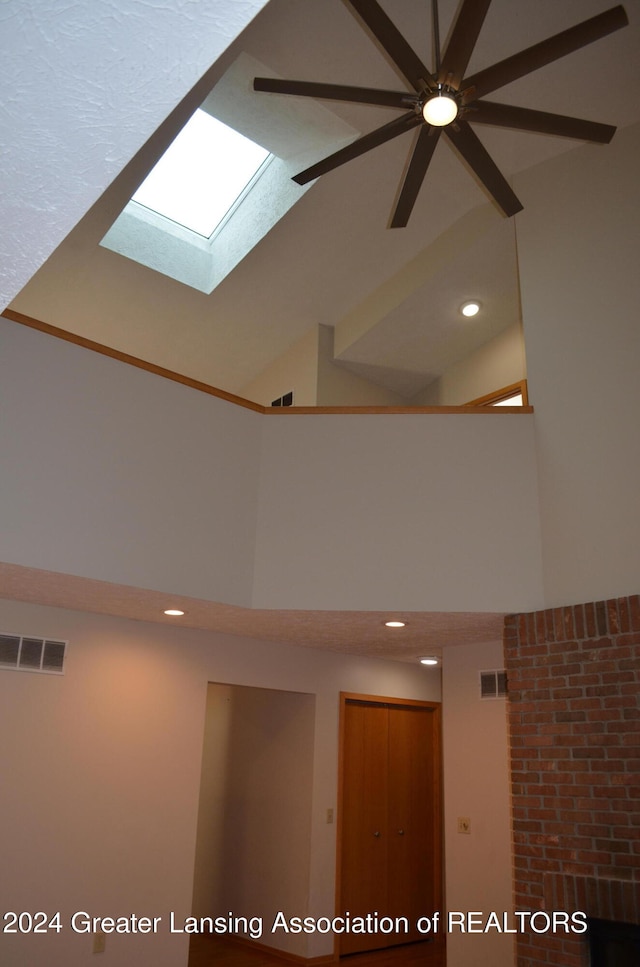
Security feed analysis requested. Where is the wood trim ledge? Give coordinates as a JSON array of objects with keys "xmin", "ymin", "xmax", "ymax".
[
  {"xmin": 3, "ymin": 309, "xmax": 265, "ymax": 413},
  {"xmin": 4, "ymin": 311, "xmax": 533, "ymax": 416}
]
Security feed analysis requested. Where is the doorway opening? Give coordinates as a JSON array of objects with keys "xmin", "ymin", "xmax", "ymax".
[{"xmin": 191, "ymin": 683, "xmax": 316, "ymax": 963}]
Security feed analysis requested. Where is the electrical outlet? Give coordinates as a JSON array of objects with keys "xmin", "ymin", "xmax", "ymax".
[
  {"xmin": 93, "ymin": 931, "xmax": 106, "ymax": 954},
  {"xmin": 457, "ymin": 816, "xmax": 471, "ymax": 834},
  {"xmin": 326, "ymin": 808, "xmax": 334, "ymax": 824}
]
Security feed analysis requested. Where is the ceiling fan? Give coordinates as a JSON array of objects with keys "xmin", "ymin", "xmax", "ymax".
[{"xmin": 253, "ymin": 0, "xmax": 628, "ymax": 226}]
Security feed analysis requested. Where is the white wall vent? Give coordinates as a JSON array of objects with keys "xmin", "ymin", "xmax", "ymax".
[
  {"xmin": 479, "ymin": 669, "xmax": 508, "ymax": 699},
  {"xmin": 0, "ymin": 633, "xmax": 67, "ymax": 675}
]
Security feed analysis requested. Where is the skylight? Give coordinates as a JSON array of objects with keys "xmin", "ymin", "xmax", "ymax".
[
  {"xmin": 102, "ymin": 53, "xmax": 360, "ymax": 293},
  {"xmin": 131, "ymin": 110, "xmax": 270, "ymax": 238}
]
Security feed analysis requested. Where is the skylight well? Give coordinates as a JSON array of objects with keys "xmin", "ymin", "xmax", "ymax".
[
  {"xmin": 131, "ymin": 110, "xmax": 270, "ymax": 238},
  {"xmin": 101, "ymin": 52, "xmax": 360, "ymax": 293}
]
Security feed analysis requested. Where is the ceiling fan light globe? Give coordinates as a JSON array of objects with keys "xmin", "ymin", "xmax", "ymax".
[{"xmin": 422, "ymin": 94, "xmax": 458, "ymax": 127}]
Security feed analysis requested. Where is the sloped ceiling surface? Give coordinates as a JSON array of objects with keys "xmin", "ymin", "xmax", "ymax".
[{"xmin": 9, "ymin": 0, "xmax": 640, "ymax": 398}]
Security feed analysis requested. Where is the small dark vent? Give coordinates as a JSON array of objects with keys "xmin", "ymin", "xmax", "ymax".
[
  {"xmin": 19, "ymin": 638, "xmax": 43, "ymax": 670},
  {"xmin": 0, "ymin": 633, "xmax": 67, "ymax": 675},
  {"xmin": 0, "ymin": 635, "xmax": 20, "ymax": 667},
  {"xmin": 43, "ymin": 640, "xmax": 66, "ymax": 672},
  {"xmin": 271, "ymin": 390, "xmax": 294, "ymax": 407},
  {"xmin": 480, "ymin": 669, "xmax": 508, "ymax": 699}
]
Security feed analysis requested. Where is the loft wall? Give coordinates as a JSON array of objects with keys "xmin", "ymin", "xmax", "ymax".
[
  {"xmin": 239, "ymin": 324, "xmax": 407, "ymax": 407},
  {"xmin": 0, "ymin": 320, "xmax": 262, "ymax": 607},
  {"xmin": 241, "ymin": 326, "xmax": 320, "ymax": 406},
  {"xmin": 253, "ymin": 407, "xmax": 543, "ymax": 612},
  {"xmin": 315, "ymin": 325, "xmax": 408, "ymax": 406},
  {"xmin": 515, "ymin": 121, "xmax": 640, "ymax": 607},
  {"xmin": 412, "ymin": 322, "xmax": 526, "ymax": 406},
  {"xmin": 0, "ymin": 318, "xmax": 545, "ymax": 615}
]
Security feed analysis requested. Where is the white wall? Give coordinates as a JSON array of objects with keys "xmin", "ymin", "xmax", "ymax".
[
  {"xmin": 253, "ymin": 410, "xmax": 544, "ymax": 613},
  {"xmin": 240, "ymin": 326, "xmax": 320, "ymax": 406},
  {"xmin": 0, "ymin": 0, "xmax": 268, "ymax": 311},
  {"xmin": 442, "ymin": 641, "xmax": 514, "ymax": 967},
  {"xmin": 0, "ymin": 319, "xmax": 262, "ymax": 607},
  {"xmin": 0, "ymin": 597, "xmax": 440, "ymax": 967},
  {"xmin": 413, "ymin": 322, "xmax": 526, "ymax": 406},
  {"xmin": 515, "ymin": 122, "xmax": 640, "ymax": 606},
  {"xmin": 316, "ymin": 325, "xmax": 407, "ymax": 407},
  {"xmin": 0, "ymin": 318, "xmax": 545, "ymax": 615},
  {"xmin": 240, "ymin": 324, "xmax": 407, "ymax": 407}
]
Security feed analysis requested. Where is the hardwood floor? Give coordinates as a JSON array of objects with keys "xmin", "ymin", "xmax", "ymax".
[
  {"xmin": 188, "ymin": 936, "xmax": 445, "ymax": 967},
  {"xmin": 342, "ymin": 939, "xmax": 444, "ymax": 967}
]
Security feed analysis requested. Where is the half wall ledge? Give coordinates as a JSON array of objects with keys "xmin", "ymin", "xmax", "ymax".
[{"xmin": 3, "ymin": 310, "xmax": 532, "ymax": 416}]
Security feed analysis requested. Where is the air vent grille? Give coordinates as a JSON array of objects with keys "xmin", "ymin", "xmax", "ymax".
[
  {"xmin": 0, "ymin": 633, "xmax": 67, "ymax": 675},
  {"xmin": 479, "ymin": 669, "xmax": 508, "ymax": 699}
]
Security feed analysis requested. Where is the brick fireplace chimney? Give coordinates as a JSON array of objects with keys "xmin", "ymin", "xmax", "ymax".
[{"xmin": 504, "ymin": 595, "xmax": 640, "ymax": 966}]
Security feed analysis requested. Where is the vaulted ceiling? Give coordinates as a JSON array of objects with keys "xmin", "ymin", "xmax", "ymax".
[{"xmin": 10, "ymin": 0, "xmax": 640, "ymax": 401}]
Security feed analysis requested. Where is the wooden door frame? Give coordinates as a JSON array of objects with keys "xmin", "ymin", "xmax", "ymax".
[{"xmin": 335, "ymin": 692, "xmax": 444, "ymax": 959}]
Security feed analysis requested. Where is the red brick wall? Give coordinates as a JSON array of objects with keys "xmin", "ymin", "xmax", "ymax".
[{"xmin": 503, "ymin": 595, "xmax": 640, "ymax": 966}]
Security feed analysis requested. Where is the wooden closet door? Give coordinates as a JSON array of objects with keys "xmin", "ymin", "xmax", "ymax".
[
  {"xmin": 387, "ymin": 706, "xmax": 435, "ymax": 941},
  {"xmin": 339, "ymin": 696, "xmax": 442, "ymax": 956},
  {"xmin": 340, "ymin": 700, "xmax": 389, "ymax": 955}
]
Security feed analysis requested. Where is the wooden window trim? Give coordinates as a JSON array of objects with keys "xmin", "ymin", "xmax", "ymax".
[{"xmin": 465, "ymin": 378, "xmax": 529, "ymax": 408}]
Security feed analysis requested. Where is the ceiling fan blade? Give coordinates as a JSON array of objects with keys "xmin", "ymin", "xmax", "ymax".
[
  {"xmin": 345, "ymin": 0, "xmax": 435, "ymax": 91},
  {"xmin": 470, "ymin": 100, "xmax": 616, "ymax": 144},
  {"xmin": 438, "ymin": 0, "xmax": 492, "ymax": 89},
  {"xmin": 391, "ymin": 127, "xmax": 442, "ymax": 228},
  {"xmin": 445, "ymin": 120, "xmax": 522, "ymax": 216},
  {"xmin": 253, "ymin": 78, "xmax": 417, "ymax": 110},
  {"xmin": 462, "ymin": 5, "xmax": 628, "ymax": 101},
  {"xmin": 293, "ymin": 111, "xmax": 422, "ymax": 185}
]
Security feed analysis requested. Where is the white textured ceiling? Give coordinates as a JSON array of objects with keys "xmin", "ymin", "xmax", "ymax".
[
  {"xmin": 0, "ymin": 563, "xmax": 504, "ymax": 664},
  {"xmin": 0, "ymin": 0, "xmax": 270, "ymax": 311}
]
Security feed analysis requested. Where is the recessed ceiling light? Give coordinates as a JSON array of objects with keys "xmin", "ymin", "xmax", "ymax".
[
  {"xmin": 461, "ymin": 301, "xmax": 481, "ymax": 317},
  {"xmin": 164, "ymin": 609, "xmax": 185, "ymax": 616},
  {"xmin": 419, "ymin": 656, "xmax": 439, "ymax": 666},
  {"xmin": 384, "ymin": 620, "xmax": 406, "ymax": 628}
]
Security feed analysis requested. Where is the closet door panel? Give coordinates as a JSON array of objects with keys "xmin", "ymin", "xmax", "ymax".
[
  {"xmin": 339, "ymin": 697, "xmax": 442, "ymax": 957},
  {"xmin": 387, "ymin": 706, "xmax": 436, "ymax": 937},
  {"xmin": 340, "ymin": 701, "xmax": 389, "ymax": 954}
]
